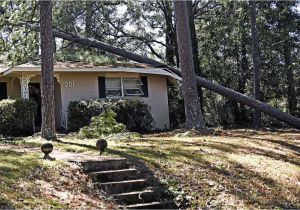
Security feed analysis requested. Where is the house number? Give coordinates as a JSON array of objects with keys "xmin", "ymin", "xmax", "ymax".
[{"xmin": 65, "ymin": 81, "xmax": 75, "ymax": 87}]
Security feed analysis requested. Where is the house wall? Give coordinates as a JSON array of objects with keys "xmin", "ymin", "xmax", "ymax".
[{"xmin": 59, "ymin": 72, "xmax": 170, "ymax": 130}]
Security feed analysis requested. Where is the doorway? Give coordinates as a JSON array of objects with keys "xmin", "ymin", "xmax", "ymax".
[
  {"xmin": 0, "ymin": 82, "xmax": 7, "ymax": 100},
  {"xmin": 29, "ymin": 83, "xmax": 42, "ymax": 127}
]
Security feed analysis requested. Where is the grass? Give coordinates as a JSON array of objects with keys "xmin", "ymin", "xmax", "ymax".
[
  {"xmin": 0, "ymin": 144, "xmax": 115, "ymax": 209},
  {"xmin": 1, "ymin": 129, "xmax": 299, "ymax": 209}
]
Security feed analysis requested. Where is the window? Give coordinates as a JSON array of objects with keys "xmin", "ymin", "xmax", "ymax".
[
  {"xmin": 123, "ymin": 79, "xmax": 144, "ymax": 96},
  {"xmin": 105, "ymin": 78, "xmax": 122, "ymax": 98},
  {"xmin": 105, "ymin": 78, "xmax": 144, "ymax": 98}
]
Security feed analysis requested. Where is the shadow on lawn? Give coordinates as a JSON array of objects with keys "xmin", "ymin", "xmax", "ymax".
[
  {"xmin": 111, "ymin": 139, "xmax": 300, "ymax": 208},
  {"xmin": 0, "ymin": 150, "xmax": 41, "ymax": 208}
]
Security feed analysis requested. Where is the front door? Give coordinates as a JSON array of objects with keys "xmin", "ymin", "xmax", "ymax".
[
  {"xmin": 29, "ymin": 83, "xmax": 42, "ymax": 126},
  {"xmin": 0, "ymin": 82, "xmax": 7, "ymax": 100}
]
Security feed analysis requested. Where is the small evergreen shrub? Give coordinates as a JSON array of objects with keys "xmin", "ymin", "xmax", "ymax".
[
  {"xmin": 113, "ymin": 99, "xmax": 153, "ymax": 133},
  {"xmin": 67, "ymin": 99, "xmax": 153, "ymax": 133},
  {"xmin": 0, "ymin": 99, "xmax": 37, "ymax": 136},
  {"xmin": 79, "ymin": 109, "xmax": 125, "ymax": 139}
]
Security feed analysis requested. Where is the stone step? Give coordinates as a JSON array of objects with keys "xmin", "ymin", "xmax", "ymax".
[
  {"xmin": 97, "ymin": 179, "xmax": 146, "ymax": 194},
  {"xmin": 125, "ymin": 201, "xmax": 177, "ymax": 209},
  {"xmin": 90, "ymin": 168, "xmax": 139, "ymax": 182},
  {"xmin": 111, "ymin": 189, "xmax": 157, "ymax": 205},
  {"xmin": 82, "ymin": 158, "xmax": 130, "ymax": 172}
]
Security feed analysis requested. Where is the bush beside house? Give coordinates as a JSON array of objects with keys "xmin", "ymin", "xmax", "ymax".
[
  {"xmin": 68, "ymin": 99, "xmax": 153, "ymax": 133},
  {"xmin": 0, "ymin": 99, "xmax": 37, "ymax": 137},
  {"xmin": 79, "ymin": 109, "xmax": 126, "ymax": 138}
]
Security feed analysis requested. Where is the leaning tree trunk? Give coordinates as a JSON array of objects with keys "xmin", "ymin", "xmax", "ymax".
[
  {"xmin": 44, "ymin": 27, "xmax": 300, "ymax": 129},
  {"xmin": 40, "ymin": 0, "xmax": 56, "ymax": 139},
  {"xmin": 173, "ymin": 0, "xmax": 206, "ymax": 129},
  {"xmin": 249, "ymin": 1, "xmax": 262, "ymax": 129}
]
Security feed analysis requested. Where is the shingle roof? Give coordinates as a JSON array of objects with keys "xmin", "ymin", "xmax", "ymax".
[{"xmin": 0, "ymin": 61, "xmax": 181, "ymax": 81}]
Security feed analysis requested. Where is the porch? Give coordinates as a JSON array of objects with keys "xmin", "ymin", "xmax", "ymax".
[{"xmin": 0, "ymin": 74, "xmax": 63, "ymax": 130}]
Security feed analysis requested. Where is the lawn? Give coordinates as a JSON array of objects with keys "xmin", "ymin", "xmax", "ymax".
[
  {"xmin": 0, "ymin": 143, "xmax": 115, "ymax": 209},
  {"xmin": 0, "ymin": 129, "xmax": 299, "ymax": 209}
]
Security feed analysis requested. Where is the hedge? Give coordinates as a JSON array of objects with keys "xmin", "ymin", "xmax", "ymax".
[
  {"xmin": 67, "ymin": 99, "xmax": 153, "ymax": 133},
  {"xmin": 0, "ymin": 99, "xmax": 37, "ymax": 137}
]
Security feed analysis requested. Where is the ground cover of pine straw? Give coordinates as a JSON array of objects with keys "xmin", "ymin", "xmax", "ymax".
[
  {"xmin": 109, "ymin": 129, "xmax": 300, "ymax": 209},
  {"xmin": 0, "ymin": 146, "xmax": 116, "ymax": 209},
  {"xmin": 1, "ymin": 129, "xmax": 299, "ymax": 209}
]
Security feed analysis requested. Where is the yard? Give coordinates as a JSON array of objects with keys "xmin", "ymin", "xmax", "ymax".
[{"xmin": 0, "ymin": 129, "xmax": 299, "ymax": 209}]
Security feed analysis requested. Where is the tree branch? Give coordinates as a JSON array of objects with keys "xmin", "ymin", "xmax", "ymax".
[{"xmin": 13, "ymin": 22, "xmax": 300, "ymax": 129}]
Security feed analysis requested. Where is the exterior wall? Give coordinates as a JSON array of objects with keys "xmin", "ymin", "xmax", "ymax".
[
  {"xmin": 140, "ymin": 75, "xmax": 170, "ymax": 130},
  {"xmin": 0, "ymin": 77, "xmax": 21, "ymax": 99},
  {"xmin": 1, "ymin": 72, "xmax": 171, "ymax": 130},
  {"xmin": 59, "ymin": 72, "xmax": 170, "ymax": 130}
]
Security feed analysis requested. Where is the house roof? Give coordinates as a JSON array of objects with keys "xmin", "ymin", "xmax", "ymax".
[{"xmin": 0, "ymin": 61, "xmax": 181, "ymax": 81}]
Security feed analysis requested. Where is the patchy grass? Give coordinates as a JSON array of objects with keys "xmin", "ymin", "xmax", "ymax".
[
  {"xmin": 1, "ymin": 129, "xmax": 299, "ymax": 209},
  {"xmin": 108, "ymin": 129, "xmax": 300, "ymax": 209},
  {"xmin": 0, "ymin": 146, "xmax": 115, "ymax": 209}
]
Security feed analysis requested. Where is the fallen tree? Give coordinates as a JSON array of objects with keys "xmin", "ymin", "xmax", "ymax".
[{"xmin": 51, "ymin": 29, "xmax": 300, "ymax": 129}]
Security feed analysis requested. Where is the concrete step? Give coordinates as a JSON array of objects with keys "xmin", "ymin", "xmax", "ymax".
[
  {"xmin": 82, "ymin": 158, "xmax": 130, "ymax": 172},
  {"xmin": 111, "ymin": 189, "xmax": 157, "ymax": 205},
  {"xmin": 125, "ymin": 201, "xmax": 177, "ymax": 209},
  {"xmin": 97, "ymin": 179, "xmax": 146, "ymax": 194},
  {"xmin": 90, "ymin": 168, "xmax": 139, "ymax": 182}
]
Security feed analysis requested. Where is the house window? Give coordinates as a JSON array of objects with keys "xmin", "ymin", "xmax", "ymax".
[
  {"xmin": 105, "ymin": 78, "xmax": 144, "ymax": 98},
  {"xmin": 123, "ymin": 79, "xmax": 144, "ymax": 96},
  {"xmin": 105, "ymin": 78, "xmax": 122, "ymax": 98}
]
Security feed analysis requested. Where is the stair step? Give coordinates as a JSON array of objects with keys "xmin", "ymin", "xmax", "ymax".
[
  {"xmin": 82, "ymin": 158, "xmax": 130, "ymax": 172},
  {"xmin": 97, "ymin": 179, "xmax": 146, "ymax": 194},
  {"xmin": 125, "ymin": 201, "xmax": 177, "ymax": 209},
  {"xmin": 90, "ymin": 168, "xmax": 138, "ymax": 182},
  {"xmin": 111, "ymin": 189, "xmax": 157, "ymax": 205}
]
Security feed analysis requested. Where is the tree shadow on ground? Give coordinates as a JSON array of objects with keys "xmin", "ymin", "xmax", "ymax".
[{"xmin": 112, "ymin": 139, "xmax": 300, "ymax": 208}]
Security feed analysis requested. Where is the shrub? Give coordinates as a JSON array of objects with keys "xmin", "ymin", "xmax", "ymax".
[
  {"xmin": 67, "ymin": 100, "xmax": 107, "ymax": 131},
  {"xmin": 79, "ymin": 109, "xmax": 126, "ymax": 139},
  {"xmin": 113, "ymin": 99, "xmax": 153, "ymax": 133},
  {"xmin": 68, "ymin": 99, "xmax": 153, "ymax": 133},
  {"xmin": 0, "ymin": 99, "xmax": 37, "ymax": 137}
]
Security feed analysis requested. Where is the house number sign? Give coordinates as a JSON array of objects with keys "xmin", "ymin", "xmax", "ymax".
[{"xmin": 65, "ymin": 81, "xmax": 75, "ymax": 87}]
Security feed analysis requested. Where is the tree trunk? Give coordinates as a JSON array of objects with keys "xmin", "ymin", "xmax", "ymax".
[
  {"xmin": 187, "ymin": 1, "xmax": 204, "ymax": 115},
  {"xmin": 173, "ymin": 0, "xmax": 205, "ymax": 129},
  {"xmin": 283, "ymin": 39, "xmax": 297, "ymax": 116},
  {"xmin": 249, "ymin": 1, "xmax": 262, "ymax": 129},
  {"xmin": 85, "ymin": 1, "xmax": 94, "ymax": 36},
  {"xmin": 40, "ymin": 0, "xmax": 56, "ymax": 139},
  {"xmin": 163, "ymin": 0, "xmax": 176, "ymax": 66},
  {"xmin": 239, "ymin": 28, "xmax": 248, "ymax": 123},
  {"xmin": 39, "ymin": 25, "xmax": 300, "ymax": 129}
]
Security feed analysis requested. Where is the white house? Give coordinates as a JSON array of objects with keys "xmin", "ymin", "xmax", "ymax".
[{"xmin": 0, "ymin": 61, "xmax": 181, "ymax": 130}]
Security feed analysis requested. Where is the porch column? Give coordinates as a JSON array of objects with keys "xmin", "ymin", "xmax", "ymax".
[{"xmin": 19, "ymin": 75, "xmax": 33, "ymax": 99}]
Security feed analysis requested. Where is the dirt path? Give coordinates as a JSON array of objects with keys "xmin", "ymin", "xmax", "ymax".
[{"xmin": 0, "ymin": 143, "xmax": 111, "ymax": 162}]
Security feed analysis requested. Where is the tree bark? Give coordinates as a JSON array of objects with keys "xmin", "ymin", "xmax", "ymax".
[
  {"xmin": 39, "ymin": 26, "xmax": 300, "ymax": 129},
  {"xmin": 173, "ymin": 0, "xmax": 206, "ymax": 129},
  {"xmin": 283, "ymin": 36, "xmax": 297, "ymax": 116},
  {"xmin": 85, "ymin": 1, "xmax": 94, "ymax": 37},
  {"xmin": 187, "ymin": 0, "xmax": 204, "ymax": 115},
  {"xmin": 40, "ymin": 0, "xmax": 56, "ymax": 139},
  {"xmin": 162, "ymin": 0, "xmax": 176, "ymax": 66},
  {"xmin": 249, "ymin": 1, "xmax": 262, "ymax": 129}
]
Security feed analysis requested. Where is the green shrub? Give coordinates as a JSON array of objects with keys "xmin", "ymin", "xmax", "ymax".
[
  {"xmin": 113, "ymin": 99, "xmax": 153, "ymax": 133},
  {"xmin": 0, "ymin": 99, "xmax": 37, "ymax": 137},
  {"xmin": 67, "ymin": 99, "xmax": 153, "ymax": 133},
  {"xmin": 79, "ymin": 109, "xmax": 125, "ymax": 139},
  {"xmin": 67, "ymin": 100, "xmax": 107, "ymax": 131}
]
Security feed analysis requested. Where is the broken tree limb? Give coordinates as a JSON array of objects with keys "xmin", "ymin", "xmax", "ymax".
[{"xmin": 50, "ymin": 29, "xmax": 300, "ymax": 129}]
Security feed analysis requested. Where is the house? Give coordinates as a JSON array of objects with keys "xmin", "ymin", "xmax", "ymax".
[{"xmin": 0, "ymin": 61, "xmax": 181, "ymax": 130}]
